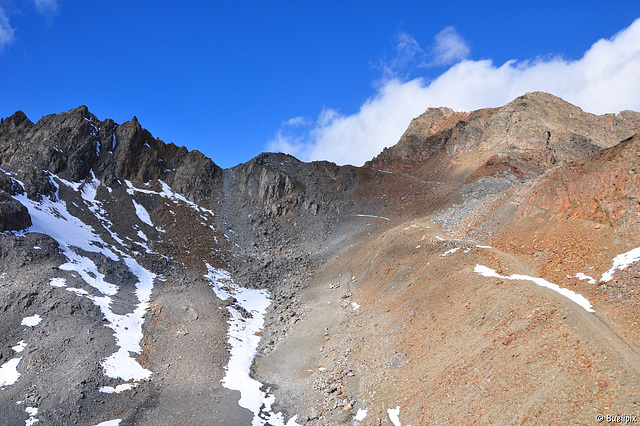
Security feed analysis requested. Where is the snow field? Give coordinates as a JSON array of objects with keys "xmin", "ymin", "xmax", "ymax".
[{"xmin": 13, "ymin": 174, "xmax": 156, "ymax": 389}]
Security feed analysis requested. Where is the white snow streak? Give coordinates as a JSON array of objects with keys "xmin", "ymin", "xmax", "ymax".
[
  {"xmin": 354, "ymin": 214, "xmax": 390, "ymax": 221},
  {"xmin": 474, "ymin": 265, "xmax": 594, "ymax": 312},
  {"xmin": 601, "ymin": 246, "xmax": 640, "ymax": 282},
  {"xmin": 204, "ymin": 263, "xmax": 299, "ymax": 426},
  {"xmin": 571, "ymin": 273, "xmax": 596, "ymax": 285},
  {"xmin": 94, "ymin": 420, "xmax": 121, "ymax": 426},
  {"xmin": 125, "ymin": 180, "xmax": 215, "ymax": 218},
  {"xmin": 440, "ymin": 247, "xmax": 460, "ymax": 256},
  {"xmin": 99, "ymin": 383, "xmax": 135, "ymax": 394}
]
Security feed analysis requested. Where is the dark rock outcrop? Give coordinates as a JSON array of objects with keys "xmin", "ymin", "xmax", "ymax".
[{"xmin": 0, "ymin": 191, "xmax": 31, "ymax": 231}]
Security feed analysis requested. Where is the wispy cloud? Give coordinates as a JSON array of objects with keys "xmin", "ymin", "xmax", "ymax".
[
  {"xmin": 283, "ymin": 116, "xmax": 309, "ymax": 127},
  {"xmin": 268, "ymin": 18, "xmax": 640, "ymax": 166},
  {"xmin": 34, "ymin": 0, "xmax": 58, "ymax": 18},
  {"xmin": 0, "ymin": 7, "xmax": 15, "ymax": 50},
  {"xmin": 376, "ymin": 32, "xmax": 424, "ymax": 80},
  {"xmin": 377, "ymin": 27, "xmax": 470, "ymax": 78},
  {"xmin": 431, "ymin": 26, "xmax": 470, "ymax": 65}
]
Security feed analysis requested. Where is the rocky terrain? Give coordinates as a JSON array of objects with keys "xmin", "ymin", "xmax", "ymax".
[{"xmin": 1, "ymin": 92, "xmax": 640, "ymax": 424}]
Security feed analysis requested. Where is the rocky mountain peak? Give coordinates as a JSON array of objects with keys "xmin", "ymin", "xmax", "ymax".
[
  {"xmin": 2, "ymin": 110, "xmax": 32, "ymax": 128},
  {"xmin": 0, "ymin": 106, "xmax": 222, "ymax": 203},
  {"xmin": 367, "ymin": 92, "xmax": 640, "ymax": 181}
]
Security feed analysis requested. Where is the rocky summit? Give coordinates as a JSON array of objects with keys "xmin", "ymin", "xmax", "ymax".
[{"xmin": 1, "ymin": 92, "xmax": 640, "ymax": 424}]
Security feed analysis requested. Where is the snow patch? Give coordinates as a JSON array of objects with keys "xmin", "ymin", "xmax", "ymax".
[
  {"xmin": 355, "ymin": 408, "xmax": 367, "ymax": 421},
  {"xmin": 25, "ymin": 406, "xmax": 38, "ymax": 426},
  {"xmin": 77, "ymin": 172, "xmax": 128, "ymax": 253},
  {"xmin": 49, "ymin": 277, "xmax": 67, "ymax": 287},
  {"xmin": 13, "ymin": 174, "xmax": 155, "ymax": 387},
  {"xmin": 21, "ymin": 315, "xmax": 42, "ymax": 327},
  {"xmin": 571, "ymin": 273, "xmax": 596, "ymax": 285},
  {"xmin": 474, "ymin": 265, "xmax": 594, "ymax": 313},
  {"xmin": 0, "ymin": 357, "xmax": 21, "ymax": 387},
  {"xmin": 66, "ymin": 287, "xmax": 89, "ymax": 296},
  {"xmin": 476, "ymin": 245, "xmax": 492, "ymax": 249},
  {"xmin": 132, "ymin": 200, "xmax": 153, "ymax": 227},
  {"xmin": 99, "ymin": 383, "xmax": 136, "ymax": 394},
  {"xmin": 94, "ymin": 420, "xmax": 121, "ymax": 426},
  {"xmin": 351, "ymin": 301, "xmax": 361, "ymax": 310},
  {"xmin": 388, "ymin": 406, "xmax": 402, "ymax": 426},
  {"xmin": 12, "ymin": 340, "xmax": 26, "ymax": 353},
  {"xmin": 16, "ymin": 179, "xmax": 119, "ymax": 262}
]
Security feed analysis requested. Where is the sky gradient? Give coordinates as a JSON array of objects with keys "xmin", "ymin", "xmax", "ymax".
[{"xmin": 1, "ymin": 1, "xmax": 640, "ymax": 168}]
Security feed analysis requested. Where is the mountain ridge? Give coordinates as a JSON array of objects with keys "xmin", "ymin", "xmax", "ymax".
[{"xmin": 1, "ymin": 93, "xmax": 640, "ymax": 424}]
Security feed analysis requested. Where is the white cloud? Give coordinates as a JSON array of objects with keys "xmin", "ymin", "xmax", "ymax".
[
  {"xmin": 267, "ymin": 17, "xmax": 640, "ymax": 166},
  {"xmin": 432, "ymin": 26, "xmax": 470, "ymax": 65},
  {"xmin": 0, "ymin": 7, "xmax": 15, "ymax": 50},
  {"xmin": 283, "ymin": 116, "xmax": 309, "ymax": 127},
  {"xmin": 34, "ymin": 0, "xmax": 58, "ymax": 17}
]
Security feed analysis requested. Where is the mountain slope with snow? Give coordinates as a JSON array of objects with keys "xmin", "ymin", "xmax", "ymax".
[{"xmin": 1, "ymin": 93, "xmax": 640, "ymax": 424}]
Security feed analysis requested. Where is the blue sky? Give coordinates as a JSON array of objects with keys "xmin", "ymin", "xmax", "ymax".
[{"xmin": 1, "ymin": 2, "xmax": 640, "ymax": 168}]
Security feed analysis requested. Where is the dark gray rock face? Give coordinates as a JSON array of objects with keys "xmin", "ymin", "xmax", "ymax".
[{"xmin": 0, "ymin": 191, "xmax": 31, "ymax": 231}]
